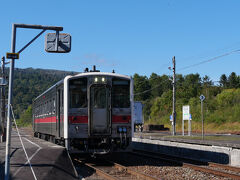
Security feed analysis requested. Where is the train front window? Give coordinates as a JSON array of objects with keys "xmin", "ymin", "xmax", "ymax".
[
  {"xmin": 112, "ymin": 79, "xmax": 130, "ymax": 108},
  {"xmin": 93, "ymin": 87, "xmax": 107, "ymax": 108},
  {"xmin": 69, "ymin": 78, "xmax": 87, "ymax": 108}
]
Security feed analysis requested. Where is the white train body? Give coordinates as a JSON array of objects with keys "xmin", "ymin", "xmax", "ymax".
[{"xmin": 33, "ymin": 71, "xmax": 133, "ymax": 153}]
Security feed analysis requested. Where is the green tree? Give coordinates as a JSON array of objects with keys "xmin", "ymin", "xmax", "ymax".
[
  {"xmin": 133, "ymin": 73, "xmax": 151, "ymax": 101},
  {"xmin": 228, "ymin": 72, "xmax": 239, "ymax": 88},
  {"xmin": 18, "ymin": 105, "xmax": 32, "ymax": 126},
  {"xmin": 182, "ymin": 73, "xmax": 202, "ymax": 97},
  {"xmin": 149, "ymin": 73, "xmax": 162, "ymax": 98},
  {"xmin": 149, "ymin": 73, "xmax": 172, "ymax": 98},
  {"xmin": 219, "ymin": 74, "xmax": 228, "ymax": 88}
]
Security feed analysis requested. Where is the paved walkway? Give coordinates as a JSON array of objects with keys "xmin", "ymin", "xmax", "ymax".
[{"xmin": 0, "ymin": 129, "xmax": 78, "ymax": 180}]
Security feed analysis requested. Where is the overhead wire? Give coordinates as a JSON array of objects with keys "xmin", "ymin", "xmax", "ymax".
[
  {"xmin": 178, "ymin": 49, "xmax": 240, "ymax": 72},
  {"xmin": 133, "ymin": 48, "xmax": 240, "ymax": 96}
]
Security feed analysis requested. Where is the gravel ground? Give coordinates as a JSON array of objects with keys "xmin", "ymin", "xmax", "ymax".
[
  {"xmin": 131, "ymin": 166, "xmax": 231, "ymax": 180},
  {"xmin": 104, "ymin": 153, "xmax": 232, "ymax": 180}
]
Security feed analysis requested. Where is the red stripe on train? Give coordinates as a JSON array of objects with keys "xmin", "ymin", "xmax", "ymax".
[
  {"xmin": 34, "ymin": 116, "xmax": 57, "ymax": 123},
  {"xmin": 68, "ymin": 115, "xmax": 131, "ymax": 124},
  {"xmin": 112, "ymin": 115, "xmax": 131, "ymax": 123},
  {"xmin": 68, "ymin": 116, "xmax": 88, "ymax": 124},
  {"xmin": 35, "ymin": 115, "xmax": 131, "ymax": 124}
]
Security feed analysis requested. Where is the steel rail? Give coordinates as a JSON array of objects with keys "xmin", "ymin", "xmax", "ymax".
[
  {"xmin": 183, "ymin": 163, "xmax": 240, "ymax": 180},
  {"xmin": 209, "ymin": 162, "xmax": 240, "ymax": 173},
  {"xmin": 74, "ymin": 158, "xmax": 118, "ymax": 180},
  {"xmin": 104, "ymin": 159, "xmax": 160, "ymax": 180},
  {"xmin": 74, "ymin": 157, "xmax": 160, "ymax": 180},
  {"xmin": 130, "ymin": 151, "xmax": 240, "ymax": 180}
]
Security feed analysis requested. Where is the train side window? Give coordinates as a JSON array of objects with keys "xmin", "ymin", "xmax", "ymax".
[
  {"xmin": 61, "ymin": 90, "xmax": 64, "ymax": 107},
  {"xmin": 49, "ymin": 100, "xmax": 52, "ymax": 115},
  {"xmin": 45, "ymin": 102, "xmax": 47, "ymax": 116},
  {"xmin": 53, "ymin": 98, "xmax": 55, "ymax": 114},
  {"xmin": 112, "ymin": 78, "xmax": 130, "ymax": 108},
  {"xmin": 69, "ymin": 78, "xmax": 87, "ymax": 108},
  {"xmin": 46, "ymin": 101, "xmax": 49, "ymax": 115}
]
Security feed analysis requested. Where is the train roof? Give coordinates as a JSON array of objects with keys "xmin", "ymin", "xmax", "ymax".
[
  {"xmin": 34, "ymin": 72, "xmax": 130, "ymax": 101},
  {"xmin": 66, "ymin": 72, "xmax": 130, "ymax": 80}
]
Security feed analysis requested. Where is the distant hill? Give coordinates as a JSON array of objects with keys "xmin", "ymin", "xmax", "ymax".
[{"xmin": 5, "ymin": 68, "xmax": 77, "ymax": 119}]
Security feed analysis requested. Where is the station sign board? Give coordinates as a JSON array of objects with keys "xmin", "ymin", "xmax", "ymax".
[
  {"xmin": 182, "ymin": 105, "xmax": 190, "ymax": 120},
  {"xmin": 6, "ymin": 53, "xmax": 19, "ymax": 59}
]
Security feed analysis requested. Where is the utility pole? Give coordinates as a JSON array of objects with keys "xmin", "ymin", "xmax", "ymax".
[
  {"xmin": 200, "ymin": 94, "xmax": 205, "ymax": 140},
  {"xmin": 172, "ymin": 56, "xmax": 176, "ymax": 136}
]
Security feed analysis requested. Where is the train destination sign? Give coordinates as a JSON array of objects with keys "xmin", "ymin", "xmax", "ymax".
[{"xmin": 6, "ymin": 52, "xmax": 19, "ymax": 59}]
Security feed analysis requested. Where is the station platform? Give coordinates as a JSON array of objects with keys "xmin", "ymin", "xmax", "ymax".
[
  {"xmin": 132, "ymin": 131, "xmax": 240, "ymax": 167},
  {"xmin": 0, "ymin": 128, "xmax": 78, "ymax": 180}
]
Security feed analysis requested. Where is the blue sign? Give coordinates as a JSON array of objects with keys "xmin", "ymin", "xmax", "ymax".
[{"xmin": 200, "ymin": 95, "xmax": 205, "ymax": 101}]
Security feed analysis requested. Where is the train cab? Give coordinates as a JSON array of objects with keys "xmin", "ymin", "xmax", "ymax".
[{"xmin": 33, "ymin": 67, "xmax": 133, "ymax": 154}]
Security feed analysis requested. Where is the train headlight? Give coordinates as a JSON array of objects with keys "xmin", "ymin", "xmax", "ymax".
[
  {"xmin": 94, "ymin": 77, "xmax": 98, "ymax": 82},
  {"xmin": 101, "ymin": 77, "xmax": 106, "ymax": 82},
  {"xmin": 122, "ymin": 127, "xmax": 127, "ymax": 133}
]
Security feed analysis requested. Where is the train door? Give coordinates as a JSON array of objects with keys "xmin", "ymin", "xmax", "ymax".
[{"xmin": 89, "ymin": 85, "xmax": 111, "ymax": 136}]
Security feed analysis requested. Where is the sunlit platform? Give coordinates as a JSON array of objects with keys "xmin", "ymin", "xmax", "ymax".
[{"xmin": 0, "ymin": 129, "xmax": 78, "ymax": 180}]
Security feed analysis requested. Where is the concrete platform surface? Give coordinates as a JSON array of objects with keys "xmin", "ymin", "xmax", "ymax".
[
  {"xmin": 0, "ymin": 128, "xmax": 78, "ymax": 180},
  {"xmin": 133, "ymin": 131, "xmax": 240, "ymax": 167},
  {"xmin": 134, "ymin": 131, "xmax": 240, "ymax": 148}
]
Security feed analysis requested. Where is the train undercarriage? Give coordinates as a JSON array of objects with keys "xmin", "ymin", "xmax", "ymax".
[{"xmin": 34, "ymin": 132, "xmax": 131, "ymax": 154}]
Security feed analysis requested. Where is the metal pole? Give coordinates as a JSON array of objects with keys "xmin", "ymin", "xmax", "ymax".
[
  {"xmin": 130, "ymin": 77, "xmax": 134, "ymax": 138},
  {"xmin": 188, "ymin": 118, "xmax": 191, "ymax": 136},
  {"xmin": 182, "ymin": 119, "xmax": 184, "ymax": 136},
  {"xmin": 5, "ymin": 24, "xmax": 16, "ymax": 180},
  {"xmin": 55, "ymin": 30, "xmax": 59, "ymax": 52},
  {"xmin": 172, "ymin": 56, "xmax": 176, "ymax": 136},
  {"xmin": 1, "ymin": 57, "xmax": 6, "ymax": 142},
  {"xmin": 201, "ymin": 100, "xmax": 204, "ymax": 140},
  {"xmin": 14, "ymin": 24, "xmax": 63, "ymax": 31},
  {"xmin": 3, "ymin": 24, "xmax": 64, "ymax": 180}
]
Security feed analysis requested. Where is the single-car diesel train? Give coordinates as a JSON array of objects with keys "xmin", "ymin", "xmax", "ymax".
[{"xmin": 33, "ymin": 67, "xmax": 133, "ymax": 154}]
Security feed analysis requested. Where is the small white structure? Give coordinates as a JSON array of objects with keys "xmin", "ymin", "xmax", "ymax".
[
  {"xmin": 133, "ymin": 102, "xmax": 143, "ymax": 132},
  {"xmin": 182, "ymin": 105, "xmax": 191, "ymax": 136}
]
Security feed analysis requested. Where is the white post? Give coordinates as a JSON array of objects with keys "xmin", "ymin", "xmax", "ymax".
[
  {"xmin": 130, "ymin": 77, "xmax": 134, "ymax": 138},
  {"xmin": 182, "ymin": 119, "xmax": 184, "ymax": 136},
  {"xmin": 188, "ymin": 115, "xmax": 191, "ymax": 136}
]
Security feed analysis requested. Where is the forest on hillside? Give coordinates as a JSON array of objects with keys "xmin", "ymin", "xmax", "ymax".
[
  {"xmin": 6, "ymin": 68, "xmax": 240, "ymax": 131},
  {"xmin": 10, "ymin": 68, "xmax": 76, "ymax": 123},
  {"xmin": 134, "ymin": 72, "xmax": 240, "ymax": 132}
]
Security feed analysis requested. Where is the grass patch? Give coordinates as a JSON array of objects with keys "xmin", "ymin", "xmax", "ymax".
[{"xmin": 163, "ymin": 122, "xmax": 240, "ymax": 134}]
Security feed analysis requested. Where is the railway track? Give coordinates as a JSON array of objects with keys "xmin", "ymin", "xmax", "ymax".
[
  {"xmin": 132, "ymin": 149, "xmax": 240, "ymax": 180},
  {"xmin": 74, "ymin": 156, "xmax": 159, "ymax": 180}
]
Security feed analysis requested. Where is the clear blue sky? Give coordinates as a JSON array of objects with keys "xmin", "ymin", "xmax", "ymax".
[{"xmin": 1, "ymin": 0, "xmax": 240, "ymax": 81}]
